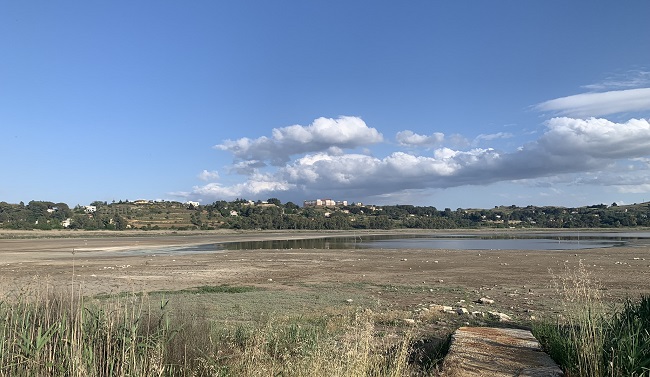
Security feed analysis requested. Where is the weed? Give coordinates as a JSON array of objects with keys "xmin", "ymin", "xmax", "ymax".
[{"xmin": 534, "ymin": 261, "xmax": 650, "ymax": 377}]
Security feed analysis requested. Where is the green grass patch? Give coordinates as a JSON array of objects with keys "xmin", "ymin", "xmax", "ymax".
[
  {"xmin": 94, "ymin": 284, "xmax": 259, "ymax": 300},
  {"xmin": 153, "ymin": 284, "xmax": 259, "ymax": 296}
]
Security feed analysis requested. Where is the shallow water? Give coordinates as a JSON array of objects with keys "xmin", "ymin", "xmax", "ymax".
[
  {"xmin": 104, "ymin": 231, "xmax": 650, "ymax": 256},
  {"xmin": 215, "ymin": 232, "xmax": 641, "ymax": 251}
]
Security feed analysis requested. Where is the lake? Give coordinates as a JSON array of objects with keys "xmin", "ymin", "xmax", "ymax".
[
  {"xmin": 106, "ymin": 231, "xmax": 650, "ymax": 256},
  {"xmin": 212, "ymin": 231, "xmax": 650, "ymax": 251}
]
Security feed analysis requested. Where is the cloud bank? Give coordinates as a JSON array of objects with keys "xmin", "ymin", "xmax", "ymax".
[{"xmin": 183, "ymin": 115, "xmax": 650, "ymax": 202}]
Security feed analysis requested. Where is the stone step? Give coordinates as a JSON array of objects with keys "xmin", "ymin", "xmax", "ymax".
[{"xmin": 441, "ymin": 327, "xmax": 564, "ymax": 376}]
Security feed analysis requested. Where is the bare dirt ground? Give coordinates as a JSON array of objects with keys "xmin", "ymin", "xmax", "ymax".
[{"xmin": 2, "ymin": 229, "xmax": 650, "ymax": 323}]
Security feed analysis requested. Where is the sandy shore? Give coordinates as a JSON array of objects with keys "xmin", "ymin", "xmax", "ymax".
[{"xmin": 2, "ymin": 229, "xmax": 649, "ymax": 320}]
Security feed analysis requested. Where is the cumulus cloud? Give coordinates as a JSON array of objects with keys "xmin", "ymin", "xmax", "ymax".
[
  {"xmin": 188, "ymin": 116, "xmax": 650, "ymax": 202},
  {"xmin": 197, "ymin": 170, "xmax": 220, "ymax": 181},
  {"xmin": 215, "ymin": 116, "xmax": 383, "ymax": 166},
  {"xmin": 395, "ymin": 130, "xmax": 444, "ymax": 146},
  {"xmin": 192, "ymin": 174, "xmax": 294, "ymax": 199},
  {"xmin": 538, "ymin": 117, "xmax": 650, "ymax": 159},
  {"xmin": 536, "ymin": 88, "xmax": 650, "ymax": 117}
]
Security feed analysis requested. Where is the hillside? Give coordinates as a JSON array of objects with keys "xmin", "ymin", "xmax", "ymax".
[{"xmin": 1, "ymin": 199, "xmax": 650, "ymax": 231}]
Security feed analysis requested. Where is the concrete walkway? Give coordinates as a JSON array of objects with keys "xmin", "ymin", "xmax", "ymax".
[{"xmin": 441, "ymin": 327, "xmax": 564, "ymax": 377}]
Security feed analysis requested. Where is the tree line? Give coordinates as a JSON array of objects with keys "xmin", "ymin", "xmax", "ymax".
[{"xmin": 1, "ymin": 199, "xmax": 649, "ymax": 231}]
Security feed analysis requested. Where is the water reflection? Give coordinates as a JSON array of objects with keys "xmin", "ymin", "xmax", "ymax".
[
  {"xmin": 219, "ymin": 237, "xmax": 365, "ymax": 250},
  {"xmin": 216, "ymin": 232, "xmax": 638, "ymax": 251},
  {"xmin": 103, "ymin": 231, "xmax": 650, "ymax": 256}
]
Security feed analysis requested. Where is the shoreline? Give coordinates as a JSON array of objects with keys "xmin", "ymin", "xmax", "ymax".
[
  {"xmin": 1, "ymin": 228, "xmax": 649, "ymax": 320},
  {"xmin": 3, "ymin": 226, "xmax": 649, "ymax": 239}
]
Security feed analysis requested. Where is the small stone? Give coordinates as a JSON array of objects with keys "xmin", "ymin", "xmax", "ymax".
[
  {"xmin": 488, "ymin": 311, "xmax": 512, "ymax": 322},
  {"xmin": 457, "ymin": 308, "xmax": 469, "ymax": 315},
  {"xmin": 403, "ymin": 318, "xmax": 416, "ymax": 325},
  {"xmin": 346, "ymin": 299, "xmax": 354, "ymax": 303},
  {"xmin": 478, "ymin": 297, "xmax": 494, "ymax": 305}
]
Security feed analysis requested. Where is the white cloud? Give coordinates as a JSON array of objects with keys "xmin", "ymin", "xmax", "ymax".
[
  {"xmin": 538, "ymin": 117, "xmax": 650, "ymax": 159},
  {"xmin": 197, "ymin": 170, "xmax": 220, "ymax": 181},
  {"xmin": 189, "ymin": 116, "xmax": 650, "ymax": 203},
  {"xmin": 395, "ymin": 130, "xmax": 444, "ymax": 146},
  {"xmin": 192, "ymin": 174, "xmax": 294, "ymax": 199},
  {"xmin": 536, "ymin": 88, "xmax": 650, "ymax": 117},
  {"xmin": 215, "ymin": 116, "xmax": 383, "ymax": 166}
]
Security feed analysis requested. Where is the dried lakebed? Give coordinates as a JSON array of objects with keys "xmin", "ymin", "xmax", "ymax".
[{"xmin": 1, "ymin": 229, "xmax": 650, "ymax": 328}]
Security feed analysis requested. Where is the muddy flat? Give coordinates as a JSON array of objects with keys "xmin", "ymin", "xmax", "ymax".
[{"xmin": 1, "ymin": 229, "xmax": 649, "ymax": 321}]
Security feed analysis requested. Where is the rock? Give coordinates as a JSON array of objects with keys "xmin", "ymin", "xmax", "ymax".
[
  {"xmin": 457, "ymin": 308, "xmax": 469, "ymax": 315},
  {"xmin": 478, "ymin": 297, "xmax": 494, "ymax": 305},
  {"xmin": 443, "ymin": 327, "xmax": 564, "ymax": 376},
  {"xmin": 488, "ymin": 311, "xmax": 512, "ymax": 322},
  {"xmin": 345, "ymin": 299, "xmax": 354, "ymax": 303},
  {"xmin": 403, "ymin": 318, "xmax": 416, "ymax": 325}
]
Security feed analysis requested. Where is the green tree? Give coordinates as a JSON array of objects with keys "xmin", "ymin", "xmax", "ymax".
[
  {"xmin": 113, "ymin": 215, "xmax": 128, "ymax": 230},
  {"xmin": 267, "ymin": 198, "xmax": 282, "ymax": 206}
]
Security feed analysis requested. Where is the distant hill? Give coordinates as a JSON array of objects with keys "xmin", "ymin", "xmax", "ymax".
[{"xmin": 1, "ymin": 199, "xmax": 649, "ymax": 231}]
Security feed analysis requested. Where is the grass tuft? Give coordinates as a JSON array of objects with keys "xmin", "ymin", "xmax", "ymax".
[{"xmin": 534, "ymin": 261, "xmax": 650, "ymax": 377}]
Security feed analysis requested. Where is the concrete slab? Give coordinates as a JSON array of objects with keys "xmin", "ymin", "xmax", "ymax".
[{"xmin": 441, "ymin": 327, "xmax": 564, "ymax": 377}]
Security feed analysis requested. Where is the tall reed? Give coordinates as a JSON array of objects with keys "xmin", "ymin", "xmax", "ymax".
[
  {"xmin": 534, "ymin": 261, "xmax": 650, "ymax": 377},
  {"xmin": 0, "ymin": 285, "xmax": 170, "ymax": 376},
  {"xmin": 0, "ymin": 286, "xmax": 425, "ymax": 377}
]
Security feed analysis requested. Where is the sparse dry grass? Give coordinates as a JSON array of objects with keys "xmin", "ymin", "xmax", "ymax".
[{"xmin": 0, "ymin": 282, "xmax": 446, "ymax": 377}]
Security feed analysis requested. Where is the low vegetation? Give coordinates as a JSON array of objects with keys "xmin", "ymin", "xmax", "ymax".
[
  {"xmin": 0, "ymin": 284, "xmax": 451, "ymax": 377},
  {"xmin": 533, "ymin": 262, "xmax": 650, "ymax": 377}
]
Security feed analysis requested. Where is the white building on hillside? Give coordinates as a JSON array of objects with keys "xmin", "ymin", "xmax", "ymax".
[{"xmin": 303, "ymin": 199, "xmax": 343, "ymax": 207}]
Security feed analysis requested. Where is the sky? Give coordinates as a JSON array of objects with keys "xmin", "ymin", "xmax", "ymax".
[{"xmin": 2, "ymin": 1, "xmax": 650, "ymax": 209}]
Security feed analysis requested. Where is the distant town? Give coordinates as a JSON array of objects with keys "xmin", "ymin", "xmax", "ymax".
[{"xmin": 1, "ymin": 197, "xmax": 649, "ymax": 231}]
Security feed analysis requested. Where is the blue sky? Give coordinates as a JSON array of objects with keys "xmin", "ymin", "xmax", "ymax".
[{"xmin": 2, "ymin": 2, "xmax": 650, "ymax": 209}]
